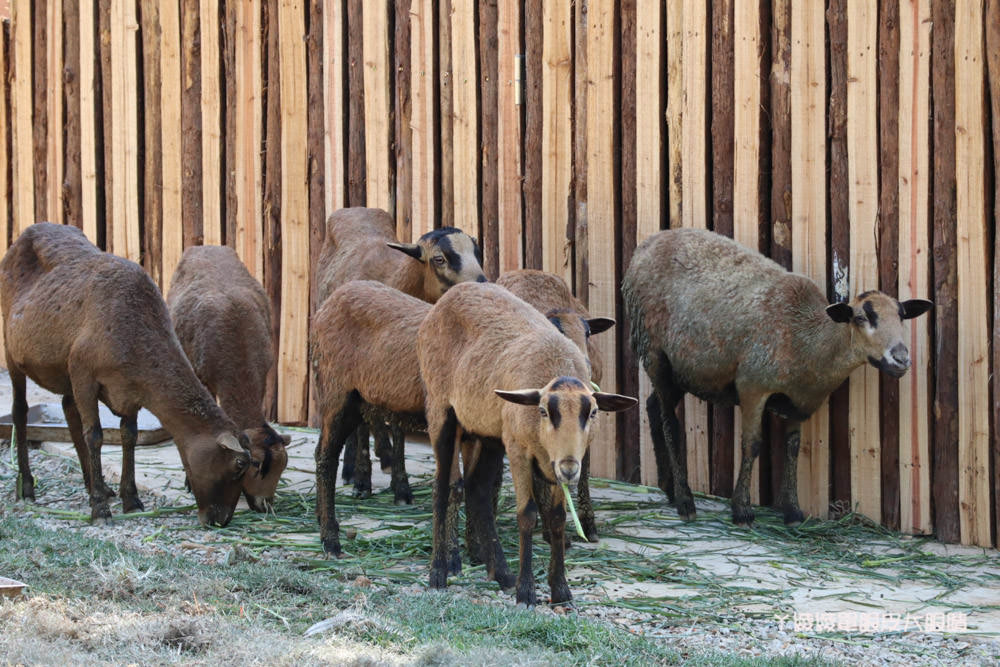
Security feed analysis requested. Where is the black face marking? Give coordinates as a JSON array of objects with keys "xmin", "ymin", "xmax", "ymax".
[
  {"xmin": 550, "ymin": 376, "xmax": 586, "ymax": 391},
  {"xmin": 578, "ymin": 395, "xmax": 593, "ymax": 430},
  {"xmin": 547, "ymin": 395, "xmax": 562, "ymax": 428},
  {"xmin": 547, "ymin": 315, "xmax": 566, "ymax": 335},
  {"xmin": 862, "ymin": 301, "xmax": 879, "ymax": 327},
  {"xmin": 898, "ymin": 303, "xmax": 906, "ymax": 319},
  {"xmin": 418, "ymin": 227, "xmax": 463, "ymax": 243},
  {"xmin": 581, "ymin": 317, "xmax": 592, "ymax": 337}
]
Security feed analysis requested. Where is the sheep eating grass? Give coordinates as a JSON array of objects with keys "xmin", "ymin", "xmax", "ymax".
[{"xmin": 623, "ymin": 227, "xmax": 932, "ymax": 527}]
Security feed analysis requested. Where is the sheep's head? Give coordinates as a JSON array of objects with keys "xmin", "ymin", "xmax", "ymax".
[
  {"xmin": 241, "ymin": 424, "xmax": 290, "ymax": 512},
  {"xmin": 387, "ymin": 227, "xmax": 487, "ymax": 301},
  {"xmin": 826, "ymin": 292, "xmax": 933, "ymax": 378},
  {"xmin": 183, "ymin": 431, "xmax": 255, "ymax": 527},
  {"xmin": 545, "ymin": 309, "xmax": 615, "ymax": 384},
  {"xmin": 496, "ymin": 376, "xmax": 637, "ymax": 487}
]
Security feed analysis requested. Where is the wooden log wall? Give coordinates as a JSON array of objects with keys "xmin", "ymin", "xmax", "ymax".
[{"xmin": 1, "ymin": 1, "xmax": 998, "ymax": 547}]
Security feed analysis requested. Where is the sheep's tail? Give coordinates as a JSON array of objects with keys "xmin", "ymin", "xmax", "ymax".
[{"xmin": 620, "ymin": 271, "xmax": 650, "ymax": 370}]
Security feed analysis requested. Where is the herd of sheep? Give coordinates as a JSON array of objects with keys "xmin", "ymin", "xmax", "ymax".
[{"xmin": 0, "ymin": 211, "xmax": 931, "ymax": 606}]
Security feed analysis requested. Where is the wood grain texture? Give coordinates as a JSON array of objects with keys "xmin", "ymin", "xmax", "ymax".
[
  {"xmin": 347, "ymin": 0, "xmax": 365, "ymax": 206},
  {"xmin": 46, "ymin": 0, "xmax": 62, "ymax": 223},
  {"xmin": 277, "ymin": 0, "xmax": 309, "ymax": 424},
  {"xmin": 449, "ymin": 0, "xmax": 477, "ymax": 235},
  {"xmin": 31, "ymin": 0, "xmax": 46, "ymax": 223},
  {"xmin": 635, "ymin": 0, "xmax": 663, "ymax": 488},
  {"xmin": 877, "ymin": 0, "xmax": 901, "ymax": 532},
  {"xmin": 898, "ymin": 0, "xmax": 932, "ymax": 535},
  {"xmin": 160, "ymin": 0, "xmax": 184, "ymax": 291},
  {"xmin": 324, "ymin": 0, "xmax": 345, "ymax": 217},
  {"xmin": 11, "ymin": 0, "xmax": 33, "ymax": 236},
  {"xmin": 680, "ymin": 0, "xmax": 709, "ymax": 494},
  {"xmin": 571, "ymin": 0, "xmax": 587, "ymax": 303},
  {"xmin": 478, "ymin": 0, "xmax": 499, "ymax": 279},
  {"xmin": 710, "ymin": 0, "xmax": 734, "ymax": 498},
  {"xmin": 306, "ymin": 0, "xmax": 324, "ymax": 427},
  {"xmin": 235, "ymin": 0, "xmax": 263, "ymax": 279},
  {"xmin": 201, "ymin": 0, "xmax": 222, "ymax": 245},
  {"xmin": 394, "ymin": 0, "xmax": 412, "ymax": 242},
  {"xmin": 954, "ymin": 0, "xmax": 990, "ymax": 547},
  {"xmin": 496, "ymin": 0, "xmax": 521, "ymax": 272},
  {"xmin": 521, "ymin": 0, "xmax": 542, "ymax": 268},
  {"xmin": 222, "ymin": 1, "xmax": 237, "ymax": 246},
  {"xmin": 261, "ymin": 0, "xmax": 282, "ymax": 420},
  {"xmin": 930, "ymin": 0, "xmax": 959, "ymax": 545},
  {"xmin": 733, "ymin": 0, "xmax": 762, "ymax": 503},
  {"xmin": 541, "ymin": 0, "xmax": 572, "ymax": 283},
  {"xmin": 140, "ymin": 0, "xmax": 163, "ymax": 286},
  {"xmin": 846, "ymin": 0, "xmax": 881, "ymax": 524},
  {"xmin": 110, "ymin": 0, "xmax": 140, "ymax": 262},
  {"xmin": 79, "ymin": 0, "xmax": 98, "ymax": 244},
  {"xmin": 62, "ymin": 0, "xmax": 81, "ymax": 229},
  {"xmin": 665, "ymin": 0, "xmax": 681, "ymax": 229},
  {"xmin": 790, "ymin": 0, "xmax": 828, "ymax": 520},
  {"xmin": 585, "ymin": 0, "xmax": 617, "ymax": 480},
  {"xmin": 409, "ymin": 0, "xmax": 435, "ymax": 238},
  {"xmin": 181, "ymin": 0, "xmax": 203, "ymax": 248},
  {"xmin": 363, "ymin": 0, "xmax": 392, "ymax": 213},
  {"xmin": 987, "ymin": 0, "xmax": 1000, "ymax": 549}
]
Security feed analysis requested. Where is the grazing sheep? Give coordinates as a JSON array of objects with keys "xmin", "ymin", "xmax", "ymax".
[
  {"xmin": 0, "ymin": 223, "xmax": 255, "ymax": 526},
  {"xmin": 311, "ymin": 280, "xmax": 431, "ymax": 557},
  {"xmin": 496, "ymin": 269, "xmax": 615, "ymax": 545},
  {"xmin": 418, "ymin": 282, "xmax": 636, "ymax": 606},
  {"xmin": 315, "ymin": 207, "xmax": 487, "ymax": 497},
  {"xmin": 622, "ymin": 228, "xmax": 933, "ymax": 527},
  {"xmin": 166, "ymin": 245, "xmax": 290, "ymax": 513}
]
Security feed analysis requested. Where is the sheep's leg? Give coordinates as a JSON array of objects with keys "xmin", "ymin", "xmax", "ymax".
[
  {"xmin": 462, "ymin": 438, "xmax": 484, "ymax": 564},
  {"xmin": 71, "ymin": 379, "xmax": 112, "ymax": 524},
  {"xmin": 118, "ymin": 415, "xmax": 144, "ymax": 513},
  {"xmin": 428, "ymin": 406, "xmax": 459, "ymax": 589},
  {"xmin": 464, "ymin": 440, "xmax": 514, "ymax": 590},
  {"xmin": 509, "ymin": 447, "xmax": 539, "ymax": 607},
  {"xmin": 446, "ymin": 426, "xmax": 464, "ymax": 575},
  {"xmin": 645, "ymin": 395, "xmax": 675, "ymax": 503},
  {"xmin": 340, "ymin": 432, "xmax": 356, "ymax": 483},
  {"xmin": 540, "ymin": 479, "xmax": 571, "ymax": 605},
  {"xmin": 315, "ymin": 397, "xmax": 361, "ymax": 557},
  {"xmin": 375, "ymin": 422, "xmax": 394, "ymax": 474},
  {"xmin": 651, "ymin": 382, "xmax": 694, "ymax": 520},
  {"xmin": 732, "ymin": 395, "xmax": 767, "ymax": 527},
  {"xmin": 9, "ymin": 367, "xmax": 33, "ymax": 501},
  {"xmin": 352, "ymin": 422, "xmax": 373, "ymax": 499},
  {"xmin": 577, "ymin": 449, "xmax": 598, "ymax": 542},
  {"xmin": 774, "ymin": 422, "xmax": 804, "ymax": 526},
  {"xmin": 388, "ymin": 420, "xmax": 412, "ymax": 505},
  {"xmin": 61, "ymin": 394, "xmax": 113, "ymax": 499}
]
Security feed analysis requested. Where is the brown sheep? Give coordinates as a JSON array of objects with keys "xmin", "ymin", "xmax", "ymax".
[
  {"xmin": 417, "ymin": 282, "xmax": 636, "ymax": 606},
  {"xmin": 315, "ymin": 206, "xmax": 486, "ymax": 497},
  {"xmin": 622, "ymin": 227, "xmax": 932, "ymax": 527},
  {"xmin": 0, "ymin": 222, "xmax": 255, "ymax": 527},
  {"xmin": 166, "ymin": 245, "xmax": 290, "ymax": 513},
  {"xmin": 495, "ymin": 269, "xmax": 615, "ymax": 545},
  {"xmin": 311, "ymin": 280, "xmax": 431, "ymax": 557}
]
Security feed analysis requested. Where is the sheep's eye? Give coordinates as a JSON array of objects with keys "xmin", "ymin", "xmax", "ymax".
[
  {"xmin": 538, "ymin": 407, "xmax": 548, "ymax": 418},
  {"xmin": 432, "ymin": 255, "xmax": 446, "ymax": 266},
  {"xmin": 590, "ymin": 409, "xmax": 598, "ymax": 421},
  {"xmin": 853, "ymin": 315, "xmax": 867, "ymax": 326}
]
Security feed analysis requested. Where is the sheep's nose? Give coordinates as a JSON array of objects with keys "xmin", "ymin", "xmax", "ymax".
[
  {"xmin": 890, "ymin": 343, "xmax": 910, "ymax": 368},
  {"xmin": 199, "ymin": 505, "xmax": 234, "ymax": 527},
  {"xmin": 476, "ymin": 274, "xmax": 488, "ymax": 283},
  {"xmin": 558, "ymin": 458, "xmax": 580, "ymax": 483}
]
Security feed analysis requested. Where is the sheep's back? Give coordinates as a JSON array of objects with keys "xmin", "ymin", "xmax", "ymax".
[
  {"xmin": 316, "ymin": 208, "xmax": 410, "ymax": 304},
  {"xmin": 313, "ymin": 281, "xmax": 429, "ymax": 413}
]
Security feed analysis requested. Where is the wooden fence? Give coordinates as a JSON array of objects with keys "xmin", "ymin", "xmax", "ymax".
[{"xmin": 0, "ymin": 0, "xmax": 998, "ymax": 547}]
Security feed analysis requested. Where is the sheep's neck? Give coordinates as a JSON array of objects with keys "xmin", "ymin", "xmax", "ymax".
[
  {"xmin": 791, "ymin": 309, "xmax": 865, "ymax": 396},
  {"xmin": 143, "ymin": 355, "xmax": 233, "ymax": 443},
  {"xmin": 394, "ymin": 261, "xmax": 428, "ymax": 301}
]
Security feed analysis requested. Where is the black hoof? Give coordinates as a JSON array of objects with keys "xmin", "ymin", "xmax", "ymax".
[
  {"xmin": 17, "ymin": 477, "xmax": 35, "ymax": 501},
  {"xmin": 495, "ymin": 569, "xmax": 516, "ymax": 591},
  {"xmin": 447, "ymin": 549, "xmax": 462, "ymax": 576},
  {"xmin": 91, "ymin": 505, "xmax": 113, "ymax": 525},
  {"xmin": 352, "ymin": 484, "xmax": 372, "ymax": 500},
  {"xmin": 549, "ymin": 587, "xmax": 573, "ymax": 606},
  {"xmin": 392, "ymin": 485, "xmax": 413, "ymax": 506},
  {"xmin": 429, "ymin": 566, "xmax": 448, "ymax": 589},
  {"xmin": 676, "ymin": 497, "xmax": 697, "ymax": 521},
  {"xmin": 378, "ymin": 455, "xmax": 393, "ymax": 474},
  {"xmin": 122, "ymin": 496, "xmax": 145, "ymax": 514},
  {"xmin": 515, "ymin": 586, "xmax": 538, "ymax": 608},
  {"xmin": 783, "ymin": 507, "xmax": 804, "ymax": 527},
  {"xmin": 321, "ymin": 536, "xmax": 343, "ymax": 558},
  {"xmin": 732, "ymin": 505, "xmax": 755, "ymax": 527},
  {"xmin": 341, "ymin": 464, "xmax": 355, "ymax": 484}
]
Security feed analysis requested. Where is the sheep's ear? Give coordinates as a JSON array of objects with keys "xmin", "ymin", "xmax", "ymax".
[
  {"xmin": 495, "ymin": 388, "xmax": 542, "ymax": 406},
  {"xmin": 387, "ymin": 241, "xmax": 425, "ymax": 262},
  {"xmin": 593, "ymin": 392, "xmax": 638, "ymax": 413},
  {"xmin": 217, "ymin": 432, "xmax": 246, "ymax": 453},
  {"xmin": 825, "ymin": 303, "xmax": 854, "ymax": 323},
  {"xmin": 586, "ymin": 317, "xmax": 616, "ymax": 335},
  {"xmin": 900, "ymin": 299, "xmax": 933, "ymax": 320}
]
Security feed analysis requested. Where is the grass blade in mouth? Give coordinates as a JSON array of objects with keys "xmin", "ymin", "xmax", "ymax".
[{"xmin": 562, "ymin": 483, "xmax": 587, "ymax": 540}]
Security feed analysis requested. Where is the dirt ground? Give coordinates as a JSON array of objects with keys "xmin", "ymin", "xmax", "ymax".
[{"xmin": 1, "ymin": 368, "xmax": 999, "ymax": 665}]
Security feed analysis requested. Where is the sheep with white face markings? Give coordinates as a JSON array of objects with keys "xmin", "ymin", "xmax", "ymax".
[
  {"xmin": 622, "ymin": 227, "xmax": 932, "ymax": 527},
  {"xmin": 316, "ymin": 207, "xmax": 487, "ymax": 498},
  {"xmin": 417, "ymin": 282, "xmax": 636, "ymax": 606}
]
